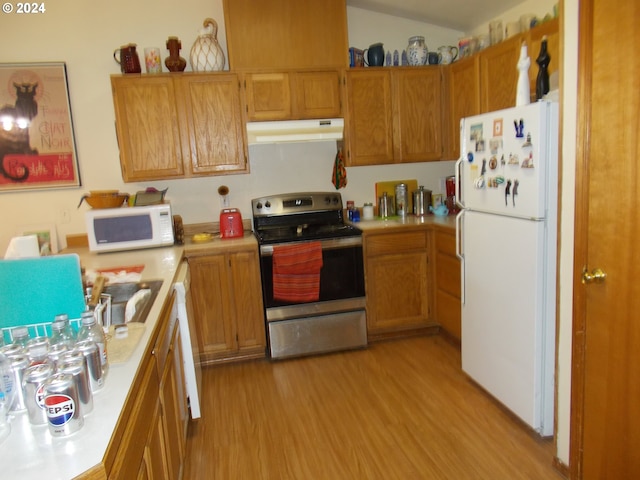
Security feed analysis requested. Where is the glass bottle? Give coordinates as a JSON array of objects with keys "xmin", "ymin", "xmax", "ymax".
[
  {"xmin": 536, "ymin": 35, "xmax": 551, "ymax": 100},
  {"xmin": 77, "ymin": 311, "xmax": 109, "ymax": 377}
]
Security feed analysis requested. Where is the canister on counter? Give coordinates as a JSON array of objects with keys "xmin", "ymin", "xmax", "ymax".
[
  {"xmin": 363, "ymin": 203, "xmax": 374, "ymax": 220},
  {"xmin": 23, "ymin": 362, "xmax": 54, "ymax": 425},
  {"xmin": 58, "ymin": 357, "xmax": 93, "ymax": 416},
  {"xmin": 412, "ymin": 186, "xmax": 432, "ymax": 216},
  {"xmin": 395, "ymin": 183, "xmax": 409, "ymax": 217},
  {"xmin": 75, "ymin": 340, "xmax": 104, "ymax": 393},
  {"xmin": 43, "ymin": 372, "xmax": 84, "ymax": 437}
]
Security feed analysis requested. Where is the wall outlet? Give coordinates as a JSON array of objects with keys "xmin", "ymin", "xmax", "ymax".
[{"xmin": 59, "ymin": 208, "xmax": 71, "ymax": 224}]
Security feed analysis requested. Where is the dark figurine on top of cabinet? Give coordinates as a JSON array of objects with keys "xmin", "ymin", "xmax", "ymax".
[{"xmin": 536, "ymin": 36, "xmax": 551, "ymax": 100}]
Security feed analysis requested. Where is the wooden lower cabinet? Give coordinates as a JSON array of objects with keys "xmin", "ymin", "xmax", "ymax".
[
  {"xmin": 187, "ymin": 248, "xmax": 266, "ymax": 365},
  {"xmin": 104, "ymin": 293, "xmax": 187, "ymax": 480},
  {"xmin": 364, "ymin": 230, "xmax": 435, "ymax": 339},
  {"xmin": 432, "ymin": 229, "xmax": 462, "ymax": 342}
]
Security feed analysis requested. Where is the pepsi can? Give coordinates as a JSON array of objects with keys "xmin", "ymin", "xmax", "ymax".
[
  {"xmin": 58, "ymin": 357, "xmax": 93, "ymax": 416},
  {"xmin": 43, "ymin": 372, "xmax": 84, "ymax": 437},
  {"xmin": 23, "ymin": 363, "xmax": 53, "ymax": 425},
  {"xmin": 74, "ymin": 340, "xmax": 104, "ymax": 392}
]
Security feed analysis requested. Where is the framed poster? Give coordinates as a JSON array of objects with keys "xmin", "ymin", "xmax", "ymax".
[{"xmin": 0, "ymin": 62, "xmax": 81, "ymax": 191}]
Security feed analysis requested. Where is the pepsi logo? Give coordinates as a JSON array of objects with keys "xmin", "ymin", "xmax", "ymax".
[{"xmin": 44, "ymin": 394, "xmax": 75, "ymax": 426}]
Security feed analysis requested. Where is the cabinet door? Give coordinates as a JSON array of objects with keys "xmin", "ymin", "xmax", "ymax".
[
  {"xmin": 345, "ymin": 70, "xmax": 394, "ymax": 166},
  {"xmin": 244, "ymin": 72, "xmax": 292, "ymax": 120},
  {"xmin": 394, "ymin": 68, "xmax": 443, "ymax": 162},
  {"xmin": 446, "ymin": 57, "xmax": 481, "ymax": 159},
  {"xmin": 178, "ymin": 74, "xmax": 247, "ymax": 175},
  {"xmin": 229, "ymin": 250, "xmax": 266, "ymax": 354},
  {"xmin": 433, "ymin": 230, "xmax": 461, "ymax": 341},
  {"xmin": 111, "ymin": 75, "xmax": 186, "ymax": 181},
  {"xmin": 479, "ymin": 35, "xmax": 522, "ymax": 112},
  {"xmin": 292, "ymin": 70, "xmax": 342, "ymax": 119},
  {"xmin": 364, "ymin": 231, "xmax": 431, "ymax": 335},
  {"xmin": 142, "ymin": 399, "xmax": 168, "ymax": 480},
  {"xmin": 160, "ymin": 323, "xmax": 185, "ymax": 480},
  {"xmin": 188, "ymin": 255, "xmax": 236, "ymax": 360}
]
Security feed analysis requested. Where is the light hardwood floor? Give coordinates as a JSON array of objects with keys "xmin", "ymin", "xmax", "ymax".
[{"xmin": 183, "ymin": 335, "xmax": 564, "ymax": 479}]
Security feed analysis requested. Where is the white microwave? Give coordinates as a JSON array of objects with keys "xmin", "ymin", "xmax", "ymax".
[{"xmin": 85, "ymin": 204, "xmax": 175, "ymax": 253}]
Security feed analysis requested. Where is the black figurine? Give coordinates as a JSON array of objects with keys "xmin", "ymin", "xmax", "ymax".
[{"xmin": 536, "ymin": 36, "xmax": 551, "ymax": 100}]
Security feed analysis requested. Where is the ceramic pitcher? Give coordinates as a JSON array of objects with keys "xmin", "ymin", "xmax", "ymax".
[{"xmin": 437, "ymin": 45, "xmax": 459, "ymax": 65}]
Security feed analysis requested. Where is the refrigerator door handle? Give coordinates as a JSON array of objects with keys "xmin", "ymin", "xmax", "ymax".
[
  {"xmin": 455, "ymin": 157, "xmax": 464, "ymax": 208},
  {"xmin": 455, "ymin": 210, "xmax": 465, "ymax": 305}
]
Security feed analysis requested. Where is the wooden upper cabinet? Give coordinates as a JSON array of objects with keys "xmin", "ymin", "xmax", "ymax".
[
  {"xmin": 345, "ymin": 67, "xmax": 443, "ymax": 166},
  {"xmin": 223, "ymin": 0, "xmax": 349, "ymax": 69},
  {"xmin": 292, "ymin": 70, "xmax": 342, "ymax": 119},
  {"xmin": 479, "ymin": 34, "xmax": 522, "ymax": 113},
  {"xmin": 111, "ymin": 73, "xmax": 248, "ymax": 182},
  {"xmin": 243, "ymin": 69, "xmax": 342, "ymax": 121},
  {"xmin": 394, "ymin": 68, "xmax": 443, "ymax": 162},
  {"xmin": 177, "ymin": 74, "xmax": 247, "ymax": 174},
  {"xmin": 444, "ymin": 56, "xmax": 481, "ymax": 159},
  {"xmin": 345, "ymin": 69, "xmax": 394, "ymax": 166},
  {"xmin": 111, "ymin": 75, "xmax": 186, "ymax": 181}
]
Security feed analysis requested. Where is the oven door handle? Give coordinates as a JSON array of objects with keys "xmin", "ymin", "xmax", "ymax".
[{"xmin": 259, "ymin": 236, "xmax": 362, "ymax": 256}]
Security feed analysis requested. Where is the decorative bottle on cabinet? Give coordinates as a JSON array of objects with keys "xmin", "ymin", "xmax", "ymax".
[
  {"xmin": 165, "ymin": 36, "xmax": 187, "ymax": 72},
  {"xmin": 190, "ymin": 18, "xmax": 226, "ymax": 71},
  {"xmin": 515, "ymin": 41, "xmax": 531, "ymax": 106},
  {"xmin": 406, "ymin": 36, "xmax": 428, "ymax": 66},
  {"xmin": 535, "ymin": 35, "xmax": 551, "ymax": 100}
]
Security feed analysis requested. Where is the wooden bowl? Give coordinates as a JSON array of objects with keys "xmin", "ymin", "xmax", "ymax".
[{"xmin": 79, "ymin": 191, "xmax": 129, "ymax": 209}]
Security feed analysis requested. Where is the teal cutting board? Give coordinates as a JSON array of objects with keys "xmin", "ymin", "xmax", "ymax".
[{"xmin": 0, "ymin": 254, "xmax": 86, "ymax": 332}]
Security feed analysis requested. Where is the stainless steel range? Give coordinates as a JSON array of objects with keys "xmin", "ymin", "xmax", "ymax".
[{"xmin": 252, "ymin": 192, "xmax": 367, "ymax": 359}]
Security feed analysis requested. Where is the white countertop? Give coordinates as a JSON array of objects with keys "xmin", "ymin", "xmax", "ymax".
[
  {"xmin": 348, "ymin": 213, "xmax": 457, "ymax": 231},
  {"xmin": 1, "ymin": 246, "xmax": 184, "ymax": 480}
]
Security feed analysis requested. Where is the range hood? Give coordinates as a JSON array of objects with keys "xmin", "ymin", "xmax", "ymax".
[{"xmin": 246, "ymin": 118, "xmax": 344, "ymax": 145}]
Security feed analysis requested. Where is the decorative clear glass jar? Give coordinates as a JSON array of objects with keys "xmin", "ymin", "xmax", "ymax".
[{"xmin": 406, "ymin": 36, "xmax": 428, "ymax": 66}]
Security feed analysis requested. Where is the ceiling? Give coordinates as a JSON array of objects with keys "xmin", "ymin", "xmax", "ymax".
[{"xmin": 347, "ymin": 0, "xmax": 525, "ymax": 31}]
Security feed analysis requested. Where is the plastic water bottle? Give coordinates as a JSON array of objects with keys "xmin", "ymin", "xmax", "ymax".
[
  {"xmin": 0, "ymin": 352, "xmax": 15, "ymax": 443},
  {"xmin": 11, "ymin": 326, "xmax": 30, "ymax": 348},
  {"xmin": 50, "ymin": 314, "xmax": 77, "ymax": 349},
  {"xmin": 77, "ymin": 311, "xmax": 109, "ymax": 377}
]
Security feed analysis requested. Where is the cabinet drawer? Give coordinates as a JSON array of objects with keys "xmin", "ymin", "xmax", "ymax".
[{"xmin": 366, "ymin": 231, "xmax": 428, "ymax": 256}]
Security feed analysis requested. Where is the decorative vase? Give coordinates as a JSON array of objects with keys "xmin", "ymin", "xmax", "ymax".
[
  {"xmin": 190, "ymin": 18, "xmax": 226, "ymax": 72},
  {"xmin": 165, "ymin": 36, "xmax": 187, "ymax": 72},
  {"xmin": 406, "ymin": 36, "xmax": 428, "ymax": 66}
]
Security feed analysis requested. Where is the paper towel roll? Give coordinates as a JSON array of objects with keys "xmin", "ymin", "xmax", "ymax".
[{"xmin": 4, "ymin": 235, "xmax": 40, "ymax": 259}]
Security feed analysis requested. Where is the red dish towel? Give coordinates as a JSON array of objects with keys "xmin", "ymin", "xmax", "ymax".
[{"xmin": 272, "ymin": 241, "xmax": 323, "ymax": 302}]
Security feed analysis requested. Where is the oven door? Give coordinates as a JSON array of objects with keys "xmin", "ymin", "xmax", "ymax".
[{"xmin": 259, "ymin": 236, "xmax": 365, "ymax": 321}]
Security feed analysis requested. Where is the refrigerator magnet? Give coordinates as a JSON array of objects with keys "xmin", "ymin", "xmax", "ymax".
[
  {"xmin": 489, "ymin": 137, "xmax": 502, "ymax": 154},
  {"xmin": 493, "ymin": 118, "xmax": 503, "ymax": 136},
  {"xmin": 489, "ymin": 156, "xmax": 498, "ymax": 170},
  {"xmin": 508, "ymin": 153, "xmax": 519, "ymax": 165},
  {"xmin": 467, "ymin": 151, "xmax": 474, "ymax": 163},
  {"xmin": 514, "ymin": 118, "xmax": 524, "ymax": 138},
  {"xmin": 522, "ymin": 132, "xmax": 533, "ymax": 147},
  {"xmin": 521, "ymin": 153, "xmax": 534, "ymax": 168}
]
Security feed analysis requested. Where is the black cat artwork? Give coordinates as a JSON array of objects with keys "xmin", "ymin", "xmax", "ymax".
[{"xmin": 0, "ymin": 82, "xmax": 39, "ymax": 182}]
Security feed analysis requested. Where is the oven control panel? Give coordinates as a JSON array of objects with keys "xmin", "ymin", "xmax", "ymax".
[{"xmin": 252, "ymin": 192, "xmax": 343, "ymax": 217}]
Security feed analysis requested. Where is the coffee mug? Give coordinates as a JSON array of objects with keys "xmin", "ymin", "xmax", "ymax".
[
  {"xmin": 144, "ymin": 47, "xmax": 162, "ymax": 74},
  {"xmin": 428, "ymin": 52, "xmax": 439, "ymax": 65}
]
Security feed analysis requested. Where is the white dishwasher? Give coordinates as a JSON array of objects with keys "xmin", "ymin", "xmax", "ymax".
[{"xmin": 174, "ymin": 261, "xmax": 202, "ymax": 419}]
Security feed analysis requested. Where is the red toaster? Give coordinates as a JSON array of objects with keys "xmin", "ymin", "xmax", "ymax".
[{"xmin": 220, "ymin": 208, "xmax": 244, "ymax": 239}]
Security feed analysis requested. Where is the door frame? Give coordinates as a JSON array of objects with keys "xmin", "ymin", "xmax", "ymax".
[{"xmin": 569, "ymin": 0, "xmax": 594, "ymax": 477}]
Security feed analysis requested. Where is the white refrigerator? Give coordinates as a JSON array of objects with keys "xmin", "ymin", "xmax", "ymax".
[{"xmin": 455, "ymin": 101, "xmax": 558, "ymax": 437}]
